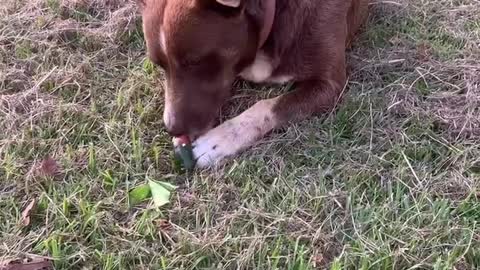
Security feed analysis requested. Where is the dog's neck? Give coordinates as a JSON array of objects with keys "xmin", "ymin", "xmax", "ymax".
[{"xmin": 258, "ymin": 0, "xmax": 275, "ymax": 49}]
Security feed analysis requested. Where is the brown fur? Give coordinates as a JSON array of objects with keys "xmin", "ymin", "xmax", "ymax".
[{"xmin": 139, "ymin": 0, "xmax": 369, "ymax": 139}]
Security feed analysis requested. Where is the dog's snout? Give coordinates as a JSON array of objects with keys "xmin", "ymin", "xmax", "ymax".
[
  {"xmin": 164, "ymin": 111, "xmax": 187, "ymax": 137},
  {"xmin": 167, "ymin": 127, "xmax": 188, "ymax": 138},
  {"xmin": 165, "ymin": 121, "xmax": 185, "ymax": 137},
  {"xmin": 163, "ymin": 106, "xmax": 216, "ymax": 138}
]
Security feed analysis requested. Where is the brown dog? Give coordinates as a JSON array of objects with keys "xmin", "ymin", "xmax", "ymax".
[{"xmin": 138, "ymin": 0, "xmax": 369, "ymax": 168}]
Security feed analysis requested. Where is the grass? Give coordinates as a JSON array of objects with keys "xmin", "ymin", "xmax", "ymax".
[{"xmin": 0, "ymin": 0, "xmax": 479, "ymax": 269}]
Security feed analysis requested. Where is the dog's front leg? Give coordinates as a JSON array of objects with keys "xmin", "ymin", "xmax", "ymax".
[
  {"xmin": 192, "ymin": 98, "xmax": 279, "ymax": 168},
  {"xmin": 193, "ymin": 79, "xmax": 345, "ymax": 168}
]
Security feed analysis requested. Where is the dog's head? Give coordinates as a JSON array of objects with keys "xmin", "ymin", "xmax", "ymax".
[{"xmin": 139, "ymin": 0, "xmax": 259, "ymax": 137}]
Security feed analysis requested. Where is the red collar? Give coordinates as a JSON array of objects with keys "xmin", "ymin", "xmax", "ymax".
[{"xmin": 258, "ymin": 0, "xmax": 276, "ymax": 49}]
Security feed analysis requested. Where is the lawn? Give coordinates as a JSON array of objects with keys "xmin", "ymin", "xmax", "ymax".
[{"xmin": 0, "ymin": 0, "xmax": 479, "ymax": 269}]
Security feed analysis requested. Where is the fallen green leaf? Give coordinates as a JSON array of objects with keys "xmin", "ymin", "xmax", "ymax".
[
  {"xmin": 128, "ymin": 184, "xmax": 151, "ymax": 206},
  {"xmin": 148, "ymin": 180, "xmax": 177, "ymax": 208},
  {"xmin": 156, "ymin": 180, "xmax": 177, "ymax": 191}
]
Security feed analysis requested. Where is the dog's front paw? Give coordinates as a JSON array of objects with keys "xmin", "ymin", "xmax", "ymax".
[
  {"xmin": 192, "ymin": 121, "xmax": 240, "ymax": 168},
  {"xmin": 192, "ymin": 99, "xmax": 278, "ymax": 168}
]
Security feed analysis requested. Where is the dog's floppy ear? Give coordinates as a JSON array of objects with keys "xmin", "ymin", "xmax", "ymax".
[{"xmin": 216, "ymin": 0, "xmax": 241, "ymax": 8}]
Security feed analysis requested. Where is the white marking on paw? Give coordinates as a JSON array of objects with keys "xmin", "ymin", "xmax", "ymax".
[{"xmin": 193, "ymin": 98, "xmax": 279, "ymax": 168}]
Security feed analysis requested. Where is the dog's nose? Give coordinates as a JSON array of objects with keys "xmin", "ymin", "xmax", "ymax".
[
  {"xmin": 163, "ymin": 105, "xmax": 188, "ymax": 136},
  {"xmin": 163, "ymin": 107, "xmax": 213, "ymax": 138},
  {"xmin": 164, "ymin": 118, "xmax": 187, "ymax": 137}
]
